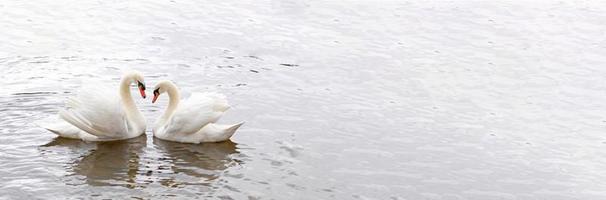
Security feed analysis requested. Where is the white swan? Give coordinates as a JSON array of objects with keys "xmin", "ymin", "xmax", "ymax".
[
  {"xmin": 151, "ymin": 80, "xmax": 243, "ymax": 143},
  {"xmin": 38, "ymin": 71, "xmax": 148, "ymax": 141}
]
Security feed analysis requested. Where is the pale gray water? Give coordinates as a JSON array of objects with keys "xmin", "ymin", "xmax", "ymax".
[{"xmin": 2, "ymin": 0, "xmax": 606, "ymax": 199}]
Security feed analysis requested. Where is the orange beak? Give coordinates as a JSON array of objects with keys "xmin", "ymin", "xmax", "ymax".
[
  {"xmin": 139, "ymin": 87, "xmax": 146, "ymax": 99},
  {"xmin": 152, "ymin": 93, "xmax": 159, "ymax": 103}
]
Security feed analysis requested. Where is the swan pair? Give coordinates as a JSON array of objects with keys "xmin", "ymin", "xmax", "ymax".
[{"xmin": 38, "ymin": 71, "xmax": 243, "ymax": 143}]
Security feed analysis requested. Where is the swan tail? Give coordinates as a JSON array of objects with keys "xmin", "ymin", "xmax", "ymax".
[
  {"xmin": 35, "ymin": 118, "xmax": 83, "ymax": 139},
  {"xmin": 35, "ymin": 119, "xmax": 61, "ymax": 135},
  {"xmin": 224, "ymin": 121, "xmax": 244, "ymax": 135},
  {"xmin": 200, "ymin": 121, "xmax": 244, "ymax": 142}
]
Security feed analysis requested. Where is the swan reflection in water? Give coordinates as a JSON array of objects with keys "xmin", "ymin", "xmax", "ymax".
[
  {"xmin": 153, "ymin": 139, "xmax": 243, "ymax": 187},
  {"xmin": 41, "ymin": 136, "xmax": 242, "ymax": 188},
  {"xmin": 42, "ymin": 135, "xmax": 146, "ymax": 188}
]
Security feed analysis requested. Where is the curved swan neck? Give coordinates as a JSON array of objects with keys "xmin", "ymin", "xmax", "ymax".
[
  {"xmin": 161, "ymin": 82, "xmax": 180, "ymax": 121},
  {"xmin": 120, "ymin": 74, "xmax": 137, "ymax": 112}
]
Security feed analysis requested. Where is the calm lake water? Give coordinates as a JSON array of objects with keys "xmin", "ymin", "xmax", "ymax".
[{"xmin": 2, "ymin": 0, "xmax": 606, "ymax": 199}]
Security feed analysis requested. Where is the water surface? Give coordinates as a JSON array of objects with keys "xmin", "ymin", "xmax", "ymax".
[{"xmin": 2, "ymin": 0, "xmax": 606, "ymax": 199}]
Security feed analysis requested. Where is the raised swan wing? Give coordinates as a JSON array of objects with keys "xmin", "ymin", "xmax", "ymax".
[
  {"xmin": 59, "ymin": 84, "xmax": 130, "ymax": 140},
  {"xmin": 162, "ymin": 92, "xmax": 229, "ymax": 135}
]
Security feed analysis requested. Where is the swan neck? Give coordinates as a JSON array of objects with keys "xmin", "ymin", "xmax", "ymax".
[
  {"xmin": 120, "ymin": 75, "xmax": 136, "ymax": 111},
  {"xmin": 161, "ymin": 83, "xmax": 180, "ymax": 122},
  {"xmin": 119, "ymin": 73, "xmax": 146, "ymax": 135}
]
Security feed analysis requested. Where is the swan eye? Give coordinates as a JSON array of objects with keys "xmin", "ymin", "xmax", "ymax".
[{"xmin": 153, "ymin": 88, "xmax": 160, "ymax": 96}]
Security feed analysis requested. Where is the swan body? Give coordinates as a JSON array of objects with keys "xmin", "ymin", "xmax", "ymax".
[
  {"xmin": 152, "ymin": 80, "xmax": 243, "ymax": 143},
  {"xmin": 38, "ymin": 72, "xmax": 147, "ymax": 141}
]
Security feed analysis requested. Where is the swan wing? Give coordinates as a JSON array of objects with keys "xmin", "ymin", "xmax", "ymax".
[
  {"xmin": 36, "ymin": 116, "xmax": 101, "ymax": 141},
  {"xmin": 164, "ymin": 92, "xmax": 229, "ymax": 135},
  {"xmin": 59, "ymin": 84, "xmax": 130, "ymax": 139}
]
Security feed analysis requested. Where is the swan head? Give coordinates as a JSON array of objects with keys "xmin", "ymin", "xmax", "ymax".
[
  {"xmin": 151, "ymin": 80, "xmax": 173, "ymax": 103},
  {"xmin": 124, "ymin": 71, "xmax": 147, "ymax": 99}
]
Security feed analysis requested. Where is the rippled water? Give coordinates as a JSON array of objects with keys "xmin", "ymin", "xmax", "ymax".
[{"xmin": 3, "ymin": 0, "xmax": 606, "ymax": 199}]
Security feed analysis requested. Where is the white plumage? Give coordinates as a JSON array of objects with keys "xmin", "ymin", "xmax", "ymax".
[
  {"xmin": 38, "ymin": 72, "xmax": 147, "ymax": 141},
  {"xmin": 152, "ymin": 80, "xmax": 243, "ymax": 143}
]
